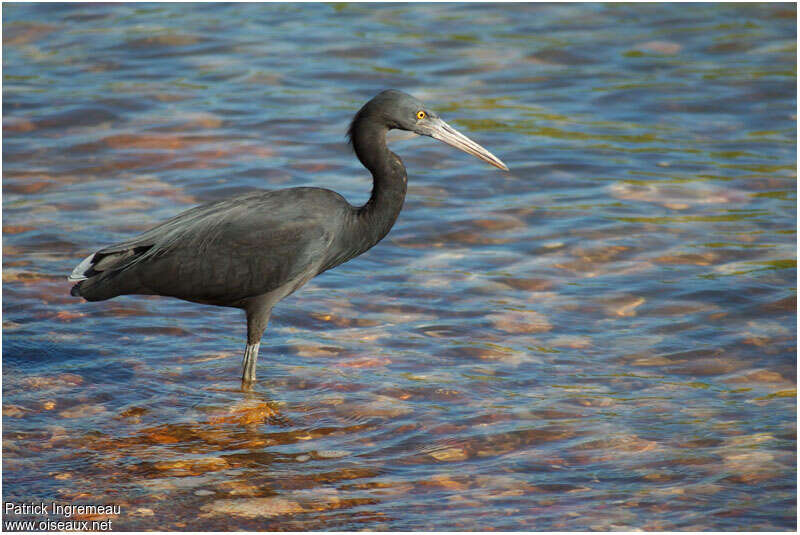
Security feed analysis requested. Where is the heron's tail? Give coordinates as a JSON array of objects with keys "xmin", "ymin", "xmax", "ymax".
[
  {"xmin": 70, "ymin": 282, "xmax": 83, "ymax": 297},
  {"xmin": 69, "ymin": 252, "xmax": 94, "ymax": 280},
  {"xmin": 67, "ymin": 246, "xmax": 152, "ymax": 301},
  {"xmin": 69, "ymin": 252, "xmax": 94, "ymax": 298}
]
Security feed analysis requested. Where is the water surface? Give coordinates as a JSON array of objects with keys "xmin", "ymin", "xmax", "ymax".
[{"xmin": 3, "ymin": 3, "xmax": 796, "ymax": 530}]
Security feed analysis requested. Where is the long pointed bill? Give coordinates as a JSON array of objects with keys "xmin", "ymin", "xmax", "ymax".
[{"xmin": 427, "ymin": 118, "xmax": 509, "ymax": 171}]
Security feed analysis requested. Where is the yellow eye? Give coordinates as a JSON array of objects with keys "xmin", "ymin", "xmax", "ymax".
[{"xmin": 416, "ymin": 110, "xmax": 427, "ymax": 120}]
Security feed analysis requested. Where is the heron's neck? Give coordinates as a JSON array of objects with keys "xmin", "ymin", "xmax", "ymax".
[{"xmin": 351, "ymin": 120, "xmax": 408, "ymax": 251}]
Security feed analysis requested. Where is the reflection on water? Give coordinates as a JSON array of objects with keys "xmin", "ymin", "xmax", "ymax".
[{"xmin": 3, "ymin": 2, "xmax": 796, "ymax": 530}]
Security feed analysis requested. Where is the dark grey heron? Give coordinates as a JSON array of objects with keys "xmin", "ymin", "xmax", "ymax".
[{"xmin": 69, "ymin": 90, "xmax": 508, "ymax": 388}]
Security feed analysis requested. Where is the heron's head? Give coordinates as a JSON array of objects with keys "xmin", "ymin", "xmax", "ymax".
[{"xmin": 353, "ymin": 89, "xmax": 509, "ymax": 171}]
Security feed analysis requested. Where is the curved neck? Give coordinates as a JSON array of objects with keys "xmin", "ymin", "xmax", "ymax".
[{"xmin": 350, "ymin": 117, "xmax": 408, "ymax": 253}]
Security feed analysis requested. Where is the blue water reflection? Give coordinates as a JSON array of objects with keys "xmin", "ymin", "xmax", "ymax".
[{"xmin": 3, "ymin": 3, "xmax": 795, "ymax": 530}]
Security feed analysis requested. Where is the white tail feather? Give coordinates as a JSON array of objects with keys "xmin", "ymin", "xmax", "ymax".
[{"xmin": 68, "ymin": 252, "xmax": 96, "ymax": 281}]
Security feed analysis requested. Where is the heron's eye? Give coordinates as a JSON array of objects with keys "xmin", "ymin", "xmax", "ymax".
[{"xmin": 416, "ymin": 110, "xmax": 427, "ymax": 120}]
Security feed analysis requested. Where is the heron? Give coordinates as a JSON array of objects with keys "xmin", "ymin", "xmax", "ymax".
[{"xmin": 69, "ymin": 90, "xmax": 508, "ymax": 388}]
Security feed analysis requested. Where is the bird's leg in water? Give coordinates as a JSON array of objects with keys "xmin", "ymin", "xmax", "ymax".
[
  {"xmin": 241, "ymin": 304, "xmax": 272, "ymax": 389},
  {"xmin": 241, "ymin": 342, "xmax": 260, "ymax": 386}
]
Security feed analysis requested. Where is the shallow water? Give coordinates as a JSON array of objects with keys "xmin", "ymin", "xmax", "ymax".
[{"xmin": 3, "ymin": 2, "xmax": 796, "ymax": 531}]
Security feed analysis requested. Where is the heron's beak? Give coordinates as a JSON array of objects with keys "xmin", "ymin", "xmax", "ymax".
[{"xmin": 425, "ymin": 118, "xmax": 509, "ymax": 171}]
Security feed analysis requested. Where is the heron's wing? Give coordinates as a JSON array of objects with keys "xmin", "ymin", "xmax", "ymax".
[
  {"xmin": 69, "ymin": 199, "xmax": 231, "ymax": 279},
  {"xmin": 72, "ymin": 189, "xmax": 344, "ymax": 303}
]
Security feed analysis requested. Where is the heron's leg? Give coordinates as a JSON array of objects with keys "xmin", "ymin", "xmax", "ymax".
[
  {"xmin": 242, "ymin": 304, "xmax": 272, "ymax": 389},
  {"xmin": 241, "ymin": 342, "xmax": 261, "ymax": 386}
]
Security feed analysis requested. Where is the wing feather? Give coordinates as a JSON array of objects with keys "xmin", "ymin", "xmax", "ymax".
[{"xmin": 70, "ymin": 188, "xmax": 349, "ymax": 304}]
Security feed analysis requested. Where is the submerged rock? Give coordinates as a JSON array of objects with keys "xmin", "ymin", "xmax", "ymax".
[{"xmin": 201, "ymin": 497, "xmax": 304, "ymax": 518}]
